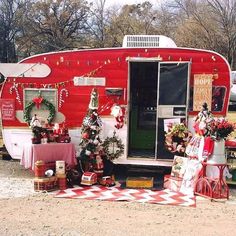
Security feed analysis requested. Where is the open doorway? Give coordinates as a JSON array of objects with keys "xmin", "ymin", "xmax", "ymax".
[
  {"xmin": 128, "ymin": 61, "xmax": 190, "ymax": 160},
  {"xmin": 128, "ymin": 62, "xmax": 158, "ymax": 158}
]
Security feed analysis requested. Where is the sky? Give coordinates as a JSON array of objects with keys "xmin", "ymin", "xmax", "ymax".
[{"xmin": 106, "ymin": 0, "xmax": 157, "ymax": 4}]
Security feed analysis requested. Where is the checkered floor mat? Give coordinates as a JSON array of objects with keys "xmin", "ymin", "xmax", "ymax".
[{"xmin": 55, "ymin": 185, "xmax": 196, "ymax": 207}]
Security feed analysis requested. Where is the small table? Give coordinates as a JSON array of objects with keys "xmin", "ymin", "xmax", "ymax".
[{"xmin": 21, "ymin": 143, "xmax": 77, "ymax": 170}]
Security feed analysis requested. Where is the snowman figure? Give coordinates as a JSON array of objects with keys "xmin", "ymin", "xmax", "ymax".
[{"xmin": 30, "ymin": 114, "xmax": 42, "ymax": 128}]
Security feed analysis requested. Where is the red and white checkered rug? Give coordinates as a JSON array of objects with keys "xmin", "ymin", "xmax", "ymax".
[{"xmin": 55, "ymin": 186, "xmax": 196, "ymax": 207}]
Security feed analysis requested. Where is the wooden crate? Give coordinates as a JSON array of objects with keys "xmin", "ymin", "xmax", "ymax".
[{"xmin": 126, "ymin": 177, "xmax": 154, "ymax": 189}]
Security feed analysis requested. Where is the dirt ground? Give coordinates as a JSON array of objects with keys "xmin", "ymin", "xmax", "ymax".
[{"xmin": 1, "ymin": 159, "xmax": 236, "ymax": 236}]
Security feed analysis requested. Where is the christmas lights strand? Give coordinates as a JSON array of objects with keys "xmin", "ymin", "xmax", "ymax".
[
  {"xmin": 59, "ymin": 88, "xmax": 69, "ymax": 108},
  {"xmin": 9, "ymin": 83, "xmax": 21, "ymax": 104},
  {"xmin": 98, "ymin": 100, "xmax": 114, "ymax": 114},
  {"xmin": 16, "ymin": 62, "xmax": 40, "ymax": 78},
  {"xmin": 6, "ymin": 62, "xmax": 108, "ymax": 88}
]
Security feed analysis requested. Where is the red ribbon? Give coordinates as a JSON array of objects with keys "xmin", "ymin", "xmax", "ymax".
[{"xmin": 32, "ymin": 97, "xmax": 43, "ymax": 109}]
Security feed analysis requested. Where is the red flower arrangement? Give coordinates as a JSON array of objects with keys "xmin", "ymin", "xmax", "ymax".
[{"xmin": 206, "ymin": 118, "xmax": 235, "ymax": 140}]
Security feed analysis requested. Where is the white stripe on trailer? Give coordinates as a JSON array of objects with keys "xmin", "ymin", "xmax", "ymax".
[{"xmin": 0, "ymin": 63, "xmax": 51, "ymax": 78}]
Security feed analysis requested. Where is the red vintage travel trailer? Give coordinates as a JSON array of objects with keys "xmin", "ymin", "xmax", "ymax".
[{"xmin": 0, "ymin": 35, "xmax": 231, "ymax": 166}]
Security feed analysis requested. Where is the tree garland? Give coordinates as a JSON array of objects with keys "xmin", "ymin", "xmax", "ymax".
[
  {"xmin": 24, "ymin": 98, "xmax": 56, "ymax": 125},
  {"xmin": 102, "ymin": 132, "xmax": 124, "ymax": 161}
]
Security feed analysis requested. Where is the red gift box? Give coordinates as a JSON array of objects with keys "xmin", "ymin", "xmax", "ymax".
[{"xmin": 164, "ymin": 174, "xmax": 183, "ymax": 192}]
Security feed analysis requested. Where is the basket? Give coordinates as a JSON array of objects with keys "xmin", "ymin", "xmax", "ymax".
[{"xmin": 34, "ymin": 176, "xmax": 58, "ymax": 192}]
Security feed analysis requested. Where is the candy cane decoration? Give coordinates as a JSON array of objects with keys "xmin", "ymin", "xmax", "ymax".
[
  {"xmin": 59, "ymin": 88, "xmax": 69, "ymax": 108},
  {"xmin": 9, "ymin": 83, "xmax": 21, "ymax": 105}
]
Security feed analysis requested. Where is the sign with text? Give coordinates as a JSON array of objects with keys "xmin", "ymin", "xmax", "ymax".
[
  {"xmin": 73, "ymin": 77, "xmax": 106, "ymax": 86},
  {"xmin": 0, "ymin": 99, "xmax": 15, "ymax": 120},
  {"xmin": 193, "ymin": 74, "xmax": 212, "ymax": 111}
]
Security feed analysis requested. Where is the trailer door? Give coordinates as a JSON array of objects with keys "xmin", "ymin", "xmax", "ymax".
[
  {"xmin": 156, "ymin": 62, "xmax": 190, "ymax": 159},
  {"xmin": 128, "ymin": 61, "xmax": 190, "ymax": 160}
]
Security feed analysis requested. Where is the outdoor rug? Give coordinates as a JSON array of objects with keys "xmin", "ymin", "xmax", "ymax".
[{"xmin": 55, "ymin": 185, "xmax": 196, "ymax": 207}]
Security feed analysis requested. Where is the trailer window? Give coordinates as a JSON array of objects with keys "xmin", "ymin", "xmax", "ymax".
[
  {"xmin": 24, "ymin": 89, "xmax": 57, "ymax": 119},
  {"xmin": 212, "ymin": 87, "xmax": 225, "ymax": 111},
  {"xmin": 189, "ymin": 86, "xmax": 226, "ymax": 112}
]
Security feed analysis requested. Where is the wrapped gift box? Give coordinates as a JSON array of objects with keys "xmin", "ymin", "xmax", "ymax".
[
  {"xmin": 164, "ymin": 174, "xmax": 183, "ymax": 192},
  {"xmin": 34, "ymin": 176, "xmax": 58, "ymax": 192},
  {"xmin": 34, "ymin": 160, "xmax": 46, "ymax": 177},
  {"xmin": 171, "ymin": 156, "xmax": 188, "ymax": 178}
]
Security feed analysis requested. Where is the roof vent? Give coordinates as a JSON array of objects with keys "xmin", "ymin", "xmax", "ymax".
[{"xmin": 122, "ymin": 35, "xmax": 177, "ymax": 48}]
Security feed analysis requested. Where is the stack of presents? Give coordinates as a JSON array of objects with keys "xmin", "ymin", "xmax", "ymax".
[
  {"xmin": 33, "ymin": 159, "xmax": 116, "ymax": 192},
  {"xmin": 164, "ymin": 156, "xmax": 202, "ymax": 196},
  {"xmin": 34, "ymin": 160, "xmax": 67, "ymax": 192},
  {"xmin": 163, "ymin": 155, "xmax": 230, "ymax": 199},
  {"xmin": 123, "ymin": 156, "xmax": 203, "ymax": 197}
]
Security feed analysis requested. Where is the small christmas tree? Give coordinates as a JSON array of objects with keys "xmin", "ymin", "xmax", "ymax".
[{"xmin": 77, "ymin": 88, "xmax": 103, "ymax": 174}]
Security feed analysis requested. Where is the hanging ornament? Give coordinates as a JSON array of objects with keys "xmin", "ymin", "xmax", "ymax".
[
  {"xmin": 82, "ymin": 132, "xmax": 90, "ymax": 139},
  {"xmin": 85, "ymin": 150, "xmax": 92, "ymax": 156},
  {"xmin": 90, "ymin": 125, "xmax": 97, "ymax": 130},
  {"xmin": 93, "ymin": 139, "xmax": 99, "ymax": 145},
  {"xmin": 82, "ymin": 116, "xmax": 93, "ymax": 126},
  {"xmin": 9, "ymin": 83, "xmax": 21, "ymax": 105},
  {"xmin": 59, "ymin": 88, "xmax": 69, "ymax": 108}
]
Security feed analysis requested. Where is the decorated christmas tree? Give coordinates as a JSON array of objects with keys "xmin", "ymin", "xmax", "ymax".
[{"xmin": 77, "ymin": 88, "xmax": 103, "ymax": 174}]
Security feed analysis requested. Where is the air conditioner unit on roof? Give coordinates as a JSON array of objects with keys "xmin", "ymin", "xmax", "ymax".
[{"xmin": 122, "ymin": 35, "xmax": 177, "ymax": 48}]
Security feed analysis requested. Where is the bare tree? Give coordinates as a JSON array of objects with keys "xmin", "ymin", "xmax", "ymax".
[
  {"xmin": 0, "ymin": 0, "xmax": 233, "ymax": 70},
  {"xmin": 152, "ymin": 3, "xmax": 178, "ymax": 38},
  {"xmin": 16, "ymin": 0, "xmax": 91, "ymax": 55},
  {"xmin": 169, "ymin": 0, "xmax": 217, "ymax": 48},
  {"xmin": 0, "ymin": 0, "xmax": 23, "ymax": 62},
  {"xmin": 85, "ymin": 0, "xmax": 110, "ymax": 47},
  {"xmin": 104, "ymin": 1, "xmax": 159, "ymax": 47},
  {"xmin": 206, "ymin": 0, "xmax": 236, "ymax": 68},
  {"xmin": 168, "ymin": 0, "xmax": 236, "ymax": 69}
]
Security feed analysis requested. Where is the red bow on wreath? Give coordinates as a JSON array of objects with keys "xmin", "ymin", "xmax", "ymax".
[{"xmin": 32, "ymin": 97, "xmax": 43, "ymax": 109}]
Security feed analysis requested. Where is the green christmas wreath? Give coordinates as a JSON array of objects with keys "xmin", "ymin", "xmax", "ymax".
[
  {"xmin": 102, "ymin": 133, "xmax": 124, "ymax": 161},
  {"xmin": 23, "ymin": 98, "xmax": 56, "ymax": 125}
]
